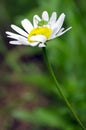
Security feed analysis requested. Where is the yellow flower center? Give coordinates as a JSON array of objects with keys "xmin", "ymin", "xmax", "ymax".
[{"xmin": 28, "ymin": 27, "xmax": 52, "ymax": 42}]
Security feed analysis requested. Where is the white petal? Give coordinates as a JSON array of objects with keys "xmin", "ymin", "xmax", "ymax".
[
  {"xmin": 21, "ymin": 19, "xmax": 33, "ymax": 33},
  {"xmin": 11, "ymin": 39, "xmax": 29, "ymax": 46},
  {"xmin": 6, "ymin": 31, "xmax": 22, "ymax": 37},
  {"xmin": 10, "ymin": 40, "xmax": 29, "ymax": 45},
  {"xmin": 49, "ymin": 28, "xmax": 58, "ymax": 40},
  {"xmin": 19, "ymin": 38, "xmax": 39, "ymax": 46},
  {"xmin": 6, "ymin": 31, "xmax": 30, "ymax": 45},
  {"xmin": 38, "ymin": 43, "xmax": 46, "ymax": 48},
  {"xmin": 33, "ymin": 15, "xmax": 41, "ymax": 27},
  {"xmin": 9, "ymin": 41, "xmax": 22, "ymax": 45},
  {"xmin": 49, "ymin": 12, "xmax": 57, "ymax": 25},
  {"xmin": 11, "ymin": 24, "xmax": 28, "ymax": 37},
  {"xmin": 42, "ymin": 11, "xmax": 49, "ymax": 21},
  {"xmin": 6, "ymin": 31, "xmax": 27, "ymax": 41},
  {"xmin": 49, "ymin": 28, "xmax": 64, "ymax": 40},
  {"xmin": 6, "ymin": 31, "xmax": 39, "ymax": 46},
  {"xmin": 52, "ymin": 13, "xmax": 65, "ymax": 32},
  {"xmin": 30, "ymin": 35, "xmax": 46, "ymax": 43},
  {"xmin": 57, "ymin": 28, "xmax": 65, "ymax": 34},
  {"xmin": 9, "ymin": 40, "xmax": 39, "ymax": 46},
  {"xmin": 29, "ymin": 42, "xmax": 39, "ymax": 47},
  {"xmin": 55, "ymin": 28, "xmax": 65, "ymax": 35},
  {"xmin": 18, "ymin": 37, "xmax": 30, "ymax": 45},
  {"xmin": 56, "ymin": 27, "xmax": 72, "ymax": 37}
]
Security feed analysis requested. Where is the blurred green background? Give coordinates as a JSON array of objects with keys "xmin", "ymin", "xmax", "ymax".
[{"xmin": 0, "ymin": 0, "xmax": 86, "ymax": 130}]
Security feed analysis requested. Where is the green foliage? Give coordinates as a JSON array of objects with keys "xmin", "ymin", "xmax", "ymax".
[
  {"xmin": 0, "ymin": 0, "xmax": 86, "ymax": 130},
  {"xmin": 38, "ymin": 20, "xmax": 48, "ymax": 26}
]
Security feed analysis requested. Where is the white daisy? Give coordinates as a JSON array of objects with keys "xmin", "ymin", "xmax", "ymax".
[{"xmin": 6, "ymin": 11, "xmax": 72, "ymax": 47}]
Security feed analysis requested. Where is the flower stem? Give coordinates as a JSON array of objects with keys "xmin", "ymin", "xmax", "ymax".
[{"xmin": 42, "ymin": 47, "xmax": 86, "ymax": 130}]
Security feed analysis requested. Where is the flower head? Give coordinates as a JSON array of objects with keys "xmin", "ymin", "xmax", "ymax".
[{"xmin": 6, "ymin": 11, "xmax": 72, "ymax": 47}]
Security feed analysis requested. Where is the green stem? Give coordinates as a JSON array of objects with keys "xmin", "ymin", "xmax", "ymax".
[{"xmin": 42, "ymin": 47, "xmax": 86, "ymax": 130}]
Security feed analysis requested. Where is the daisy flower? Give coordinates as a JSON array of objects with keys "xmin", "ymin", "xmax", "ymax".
[{"xmin": 6, "ymin": 11, "xmax": 72, "ymax": 47}]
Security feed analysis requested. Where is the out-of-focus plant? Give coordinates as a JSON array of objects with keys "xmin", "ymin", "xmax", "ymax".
[{"xmin": 0, "ymin": 0, "xmax": 86, "ymax": 130}]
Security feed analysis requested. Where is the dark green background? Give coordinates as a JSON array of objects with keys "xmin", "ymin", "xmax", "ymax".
[{"xmin": 0, "ymin": 0, "xmax": 86, "ymax": 130}]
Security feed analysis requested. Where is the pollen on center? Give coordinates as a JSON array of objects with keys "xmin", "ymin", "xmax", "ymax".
[{"xmin": 28, "ymin": 27, "xmax": 52, "ymax": 42}]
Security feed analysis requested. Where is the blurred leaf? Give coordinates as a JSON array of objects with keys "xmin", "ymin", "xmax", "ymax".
[{"xmin": 12, "ymin": 107, "xmax": 67, "ymax": 128}]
